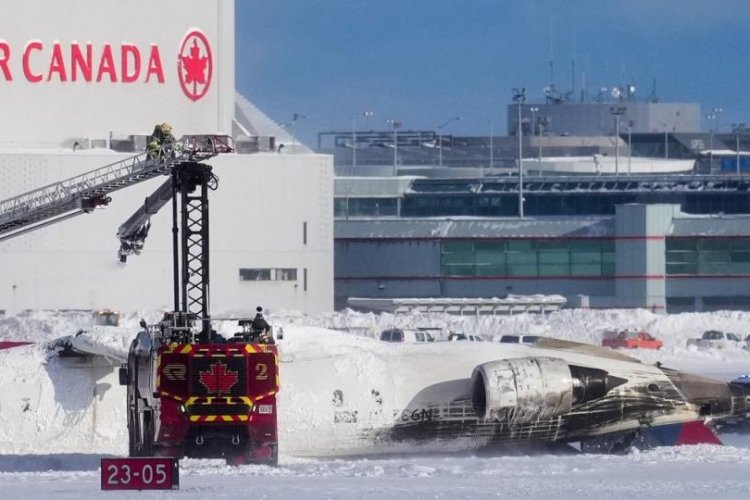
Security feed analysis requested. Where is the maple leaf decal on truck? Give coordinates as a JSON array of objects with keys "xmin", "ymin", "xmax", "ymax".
[{"xmin": 199, "ymin": 362, "xmax": 239, "ymax": 396}]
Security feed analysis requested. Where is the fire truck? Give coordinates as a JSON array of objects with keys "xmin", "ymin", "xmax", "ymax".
[
  {"xmin": 121, "ymin": 313, "xmax": 279, "ymax": 465},
  {"xmin": 0, "ymin": 133, "xmax": 280, "ymax": 465}
]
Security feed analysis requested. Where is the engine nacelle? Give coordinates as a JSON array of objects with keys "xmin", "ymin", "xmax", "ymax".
[{"xmin": 471, "ymin": 357, "xmax": 625, "ymax": 424}]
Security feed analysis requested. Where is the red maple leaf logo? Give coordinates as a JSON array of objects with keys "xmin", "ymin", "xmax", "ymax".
[
  {"xmin": 178, "ymin": 30, "xmax": 213, "ymax": 102},
  {"xmin": 181, "ymin": 40, "xmax": 208, "ymax": 85},
  {"xmin": 199, "ymin": 362, "xmax": 239, "ymax": 396}
]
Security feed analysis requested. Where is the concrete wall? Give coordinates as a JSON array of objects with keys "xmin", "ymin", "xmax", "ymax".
[
  {"xmin": 0, "ymin": 151, "xmax": 334, "ymax": 315},
  {"xmin": 614, "ymin": 204, "xmax": 680, "ymax": 310},
  {"xmin": 0, "ymin": 0, "xmax": 234, "ymax": 147}
]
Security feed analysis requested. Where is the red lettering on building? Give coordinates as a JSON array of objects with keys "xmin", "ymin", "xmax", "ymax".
[
  {"xmin": 1, "ymin": 35, "xmax": 209, "ymax": 93},
  {"xmin": 71, "ymin": 43, "xmax": 92, "ymax": 82},
  {"xmin": 96, "ymin": 44, "xmax": 117, "ymax": 82},
  {"xmin": 47, "ymin": 43, "xmax": 67, "ymax": 82},
  {"xmin": 144, "ymin": 45, "xmax": 164, "ymax": 83},
  {"xmin": 120, "ymin": 44, "xmax": 141, "ymax": 83},
  {"xmin": 22, "ymin": 41, "xmax": 43, "ymax": 83},
  {"xmin": 0, "ymin": 42, "xmax": 11, "ymax": 81}
]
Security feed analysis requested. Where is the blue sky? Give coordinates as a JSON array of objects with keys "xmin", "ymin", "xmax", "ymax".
[{"xmin": 236, "ymin": 0, "xmax": 750, "ymax": 147}]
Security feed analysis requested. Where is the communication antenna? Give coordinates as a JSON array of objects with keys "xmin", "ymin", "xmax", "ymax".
[
  {"xmin": 548, "ymin": 21, "xmax": 555, "ymax": 88},
  {"xmin": 650, "ymin": 77, "xmax": 658, "ymax": 103},
  {"xmin": 570, "ymin": 59, "xmax": 575, "ymax": 99},
  {"xmin": 580, "ymin": 70, "xmax": 587, "ymax": 102},
  {"xmin": 571, "ymin": 21, "xmax": 577, "ymax": 98}
]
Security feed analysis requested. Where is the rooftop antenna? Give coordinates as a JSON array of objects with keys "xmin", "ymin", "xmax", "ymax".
[
  {"xmin": 580, "ymin": 70, "xmax": 586, "ymax": 102},
  {"xmin": 581, "ymin": 54, "xmax": 589, "ymax": 102},
  {"xmin": 548, "ymin": 21, "xmax": 555, "ymax": 89},
  {"xmin": 650, "ymin": 76, "xmax": 658, "ymax": 103},
  {"xmin": 571, "ymin": 22, "xmax": 577, "ymax": 99},
  {"xmin": 571, "ymin": 59, "xmax": 576, "ymax": 100}
]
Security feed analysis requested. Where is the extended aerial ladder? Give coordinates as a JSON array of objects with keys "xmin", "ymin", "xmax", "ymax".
[
  {"xmin": 0, "ymin": 135, "xmax": 232, "ymax": 242},
  {"xmin": 1, "ymin": 135, "xmax": 280, "ymax": 464},
  {"xmin": 0, "ymin": 134, "xmax": 233, "ymax": 340}
]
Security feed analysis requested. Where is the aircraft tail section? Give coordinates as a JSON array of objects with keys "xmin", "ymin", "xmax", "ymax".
[{"xmin": 642, "ymin": 420, "xmax": 722, "ymax": 446}]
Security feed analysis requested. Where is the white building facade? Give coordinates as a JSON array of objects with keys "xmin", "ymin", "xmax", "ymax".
[{"xmin": 0, "ymin": 0, "xmax": 333, "ymax": 315}]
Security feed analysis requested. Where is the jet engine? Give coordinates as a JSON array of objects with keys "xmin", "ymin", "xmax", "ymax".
[{"xmin": 470, "ymin": 357, "xmax": 626, "ymax": 424}]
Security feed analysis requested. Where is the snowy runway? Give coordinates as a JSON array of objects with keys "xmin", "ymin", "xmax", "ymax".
[
  {"xmin": 2, "ymin": 444, "xmax": 750, "ymax": 499},
  {"xmin": 2, "ymin": 308, "xmax": 750, "ymax": 498}
]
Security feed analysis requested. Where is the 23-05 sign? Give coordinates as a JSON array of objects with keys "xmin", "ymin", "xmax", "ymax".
[{"xmin": 100, "ymin": 457, "xmax": 179, "ymax": 490}]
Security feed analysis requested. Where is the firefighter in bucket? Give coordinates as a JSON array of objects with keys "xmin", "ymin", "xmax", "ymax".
[{"xmin": 147, "ymin": 122, "xmax": 175, "ymax": 159}]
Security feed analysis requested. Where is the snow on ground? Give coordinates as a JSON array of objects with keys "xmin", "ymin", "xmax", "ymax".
[{"xmin": 1, "ymin": 308, "xmax": 750, "ymax": 498}]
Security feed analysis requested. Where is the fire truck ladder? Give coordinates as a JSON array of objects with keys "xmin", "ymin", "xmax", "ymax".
[
  {"xmin": 0, "ymin": 135, "xmax": 231, "ymax": 243},
  {"xmin": 117, "ymin": 137, "xmax": 233, "ymax": 342},
  {"xmin": 117, "ymin": 162, "xmax": 217, "ymax": 342}
]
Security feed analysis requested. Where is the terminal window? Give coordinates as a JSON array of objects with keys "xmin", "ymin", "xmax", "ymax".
[
  {"xmin": 666, "ymin": 238, "xmax": 750, "ymax": 275},
  {"xmin": 239, "ymin": 268, "xmax": 298, "ymax": 281},
  {"xmin": 441, "ymin": 239, "xmax": 615, "ymax": 278}
]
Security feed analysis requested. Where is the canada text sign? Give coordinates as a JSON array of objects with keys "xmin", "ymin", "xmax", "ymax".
[{"xmin": 0, "ymin": 29, "xmax": 212, "ymax": 101}]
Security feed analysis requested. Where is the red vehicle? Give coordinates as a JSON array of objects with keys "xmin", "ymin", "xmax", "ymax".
[
  {"xmin": 602, "ymin": 329, "xmax": 663, "ymax": 350},
  {"xmin": 121, "ymin": 314, "xmax": 279, "ymax": 465}
]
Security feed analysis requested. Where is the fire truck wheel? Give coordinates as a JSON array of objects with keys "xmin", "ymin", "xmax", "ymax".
[
  {"xmin": 127, "ymin": 413, "xmax": 137, "ymax": 457},
  {"xmin": 142, "ymin": 411, "xmax": 155, "ymax": 456}
]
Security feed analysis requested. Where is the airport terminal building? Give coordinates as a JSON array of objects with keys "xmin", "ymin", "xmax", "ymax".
[
  {"xmin": 336, "ymin": 202, "xmax": 750, "ymax": 313},
  {"xmin": 0, "ymin": 1, "xmax": 333, "ymax": 315},
  {"xmin": 334, "ymin": 169, "xmax": 750, "ymax": 314}
]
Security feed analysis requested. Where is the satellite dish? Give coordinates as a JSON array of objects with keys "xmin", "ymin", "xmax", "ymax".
[
  {"xmin": 611, "ymin": 87, "xmax": 622, "ymax": 99},
  {"xmin": 628, "ymin": 84, "xmax": 636, "ymax": 96}
]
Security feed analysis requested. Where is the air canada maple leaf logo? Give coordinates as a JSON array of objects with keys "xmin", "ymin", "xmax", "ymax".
[
  {"xmin": 198, "ymin": 362, "xmax": 238, "ymax": 396},
  {"xmin": 178, "ymin": 30, "xmax": 213, "ymax": 102}
]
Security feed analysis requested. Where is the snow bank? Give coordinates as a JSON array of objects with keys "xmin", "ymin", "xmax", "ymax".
[{"xmin": 1, "ymin": 307, "xmax": 750, "ymax": 458}]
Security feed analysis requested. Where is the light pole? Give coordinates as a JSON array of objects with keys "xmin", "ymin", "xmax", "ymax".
[
  {"xmin": 609, "ymin": 106, "xmax": 626, "ymax": 176},
  {"xmin": 488, "ymin": 119, "xmax": 494, "ymax": 176},
  {"xmin": 386, "ymin": 119, "xmax": 401, "ymax": 176},
  {"xmin": 529, "ymin": 107, "xmax": 538, "ymax": 137},
  {"xmin": 733, "ymin": 123, "xmax": 747, "ymax": 174},
  {"xmin": 363, "ymin": 110, "xmax": 374, "ymax": 131},
  {"xmin": 707, "ymin": 107, "xmax": 723, "ymax": 172},
  {"xmin": 351, "ymin": 115, "xmax": 357, "ymax": 169},
  {"xmin": 537, "ymin": 117, "xmax": 546, "ymax": 176},
  {"xmin": 736, "ymin": 130, "xmax": 740, "ymax": 175},
  {"xmin": 438, "ymin": 116, "xmax": 461, "ymax": 167},
  {"xmin": 513, "ymin": 87, "xmax": 526, "ymax": 218},
  {"xmin": 627, "ymin": 122, "xmax": 633, "ymax": 176},
  {"xmin": 283, "ymin": 112, "xmax": 306, "ymax": 151}
]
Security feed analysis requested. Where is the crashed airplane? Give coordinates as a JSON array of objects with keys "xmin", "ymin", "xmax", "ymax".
[
  {"xmin": 38, "ymin": 325, "xmax": 750, "ymax": 457},
  {"xmin": 277, "ymin": 331, "xmax": 750, "ymax": 456}
]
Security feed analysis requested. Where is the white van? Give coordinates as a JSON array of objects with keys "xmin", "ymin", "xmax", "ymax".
[
  {"xmin": 448, "ymin": 333, "xmax": 484, "ymax": 342},
  {"xmin": 379, "ymin": 328, "xmax": 435, "ymax": 343},
  {"xmin": 497, "ymin": 334, "xmax": 540, "ymax": 345}
]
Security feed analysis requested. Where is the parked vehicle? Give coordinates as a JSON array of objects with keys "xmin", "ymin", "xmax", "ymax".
[
  {"xmin": 602, "ymin": 329, "xmax": 663, "ymax": 350},
  {"xmin": 687, "ymin": 330, "xmax": 742, "ymax": 349},
  {"xmin": 448, "ymin": 333, "xmax": 484, "ymax": 342},
  {"xmin": 732, "ymin": 374, "xmax": 750, "ymax": 388},
  {"xmin": 497, "ymin": 335, "xmax": 540, "ymax": 345},
  {"xmin": 93, "ymin": 309, "xmax": 121, "ymax": 327},
  {"xmin": 717, "ymin": 374, "xmax": 750, "ymax": 431},
  {"xmin": 379, "ymin": 328, "xmax": 435, "ymax": 343}
]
